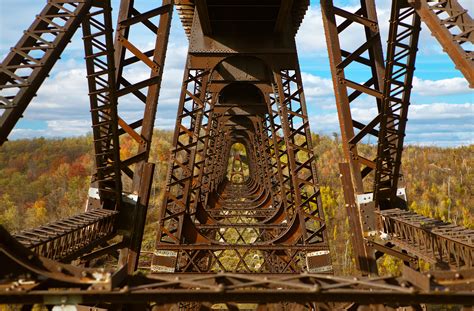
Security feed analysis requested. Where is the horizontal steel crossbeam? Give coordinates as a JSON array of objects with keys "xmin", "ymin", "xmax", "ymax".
[{"xmin": 1, "ymin": 272, "xmax": 473, "ymax": 305}]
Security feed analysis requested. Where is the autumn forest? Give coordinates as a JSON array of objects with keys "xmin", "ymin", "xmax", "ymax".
[{"xmin": 0, "ymin": 131, "xmax": 472, "ymax": 275}]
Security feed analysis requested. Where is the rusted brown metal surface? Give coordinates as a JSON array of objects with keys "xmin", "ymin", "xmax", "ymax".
[
  {"xmin": 85, "ymin": 0, "xmax": 174, "ymax": 274},
  {"xmin": 1, "ymin": 227, "xmax": 472, "ymax": 306},
  {"xmin": 374, "ymin": 0, "xmax": 421, "ymax": 211},
  {"xmin": 82, "ymin": 0, "xmax": 123, "ymax": 211},
  {"xmin": 0, "ymin": 0, "xmax": 473, "ymax": 308}
]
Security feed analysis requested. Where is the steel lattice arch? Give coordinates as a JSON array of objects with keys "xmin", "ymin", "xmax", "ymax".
[{"xmin": 0, "ymin": 0, "xmax": 473, "ymax": 310}]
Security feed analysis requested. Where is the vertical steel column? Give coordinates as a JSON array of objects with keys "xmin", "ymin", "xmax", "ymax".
[
  {"xmin": 153, "ymin": 68, "xmax": 210, "ymax": 272},
  {"xmin": 201, "ymin": 113, "xmax": 224, "ymax": 205},
  {"xmin": 189, "ymin": 92, "xmax": 217, "ymax": 214},
  {"xmin": 321, "ymin": 0, "xmax": 385, "ymax": 275},
  {"xmin": 262, "ymin": 112, "xmax": 288, "ymax": 214},
  {"xmin": 257, "ymin": 116, "xmax": 284, "ymax": 210},
  {"xmin": 205, "ymin": 115, "xmax": 222, "ymax": 188},
  {"xmin": 266, "ymin": 91, "xmax": 293, "ymax": 216},
  {"xmin": 252, "ymin": 121, "xmax": 271, "ymax": 192},
  {"xmin": 111, "ymin": 0, "xmax": 174, "ymax": 273},
  {"xmin": 273, "ymin": 68, "xmax": 332, "ymax": 273},
  {"xmin": 374, "ymin": 0, "xmax": 421, "ymax": 210},
  {"xmin": 82, "ymin": 0, "xmax": 122, "ymax": 210}
]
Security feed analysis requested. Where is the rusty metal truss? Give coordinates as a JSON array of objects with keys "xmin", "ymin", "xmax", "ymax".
[
  {"xmin": 152, "ymin": 46, "xmax": 331, "ymax": 274},
  {"xmin": 374, "ymin": 0, "xmax": 421, "ymax": 210},
  {"xmin": 409, "ymin": 0, "xmax": 473, "ymax": 86},
  {"xmin": 379, "ymin": 208, "xmax": 474, "ymax": 269},
  {"xmin": 0, "ymin": 0, "xmax": 473, "ymax": 308},
  {"xmin": 321, "ymin": 0, "xmax": 387, "ymax": 275},
  {"xmin": 0, "ymin": 0, "xmax": 92, "ymax": 144},
  {"xmin": 321, "ymin": 0, "xmax": 473, "ymax": 276},
  {"xmin": 1, "ymin": 228, "xmax": 472, "ymax": 306},
  {"xmin": 13, "ymin": 209, "xmax": 118, "ymax": 262}
]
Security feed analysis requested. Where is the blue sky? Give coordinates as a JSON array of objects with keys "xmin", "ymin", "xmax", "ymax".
[{"xmin": 0, "ymin": 0, "xmax": 472, "ymax": 146}]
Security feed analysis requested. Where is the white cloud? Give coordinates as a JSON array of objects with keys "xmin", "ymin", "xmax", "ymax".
[
  {"xmin": 309, "ymin": 102, "xmax": 473, "ymax": 146},
  {"xmin": 11, "ymin": 120, "xmax": 91, "ymax": 139},
  {"xmin": 413, "ymin": 77, "xmax": 472, "ymax": 96},
  {"xmin": 1, "ymin": 1, "xmax": 473, "ymax": 147},
  {"xmin": 310, "ymin": 113, "xmax": 340, "ymax": 135},
  {"xmin": 296, "ymin": 6, "xmax": 327, "ymax": 54},
  {"xmin": 296, "ymin": 1, "xmax": 473, "ymax": 59},
  {"xmin": 301, "ymin": 73, "xmax": 334, "ymax": 97},
  {"xmin": 46, "ymin": 120, "xmax": 91, "ymax": 135},
  {"xmin": 409, "ymin": 102, "xmax": 473, "ymax": 120}
]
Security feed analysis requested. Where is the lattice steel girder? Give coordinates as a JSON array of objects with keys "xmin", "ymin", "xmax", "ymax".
[
  {"xmin": 190, "ymin": 92, "xmax": 218, "ymax": 209},
  {"xmin": 262, "ymin": 113, "xmax": 287, "ymax": 204},
  {"xmin": 0, "ymin": 0, "xmax": 93, "ymax": 145},
  {"xmin": 12, "ymin": 209, "xmax": 118, "ymax": 262},
  {"xmin": 151, "ymin": 4, "xmax": 334, "ymax": 271},
  {"xmin": 408, "ymin": 0, "xmax": 474, "ymax": 87},
  {"xmin": 110, "ymin": 0, "xmax": 173, "ymax": 190},
  {"xmin": 153, "ymin": 66, "xmax": 211, "ymax": 271},
  {"xmin": 254, "ymin": 117, "xmax": 287, "ymax": 217},
  {"xmin": 321, "ymin": 0, "xmax": 386, "ymax": 275},
  {"xmin": 265, "ymin": 90, "xmax": 294, "ymax": 215},
  {"xmin": 0, "ymin": 225, "xmax": 124, "ymax": 290},
  {"xmin": 321, "ymin": 0, "xmax": 474, "ymax": 276},
  {"xmin": 379, "ymin": 208, "xmax": 474, "ymax": 269},
  {"xmin": 202, "ymin": 116, "xmax": 225, "ymax": 198},
  {"xmin": 249, "ymin": 120, "xmax": 275, "ymax": 196},
  {"xmin": 373, "ymin": 0, "xmax": 421, "ymax": 210},
  {"xmin": 199, "ymin": 110, "xmax": 221, "ymax": 197},
  {"xmin": 0, "ymin": 0, "xmax": 173, "ymax": 271},
  {"xmin": 321, "ymin": 0, "xmax": 385, "ymax": 194}
]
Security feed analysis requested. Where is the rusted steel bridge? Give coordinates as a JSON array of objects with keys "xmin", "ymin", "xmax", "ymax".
[{"xmin": 0, "ymin": 0, "xmax": 473, "ymax": 309}]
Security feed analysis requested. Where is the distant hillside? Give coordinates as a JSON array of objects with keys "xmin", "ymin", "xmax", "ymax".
[{"xmin": 0, "ymin": 132, "xmax": 472, "ymax": 275}]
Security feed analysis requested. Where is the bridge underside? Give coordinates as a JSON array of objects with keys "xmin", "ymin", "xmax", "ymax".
[{"xmin": 0, "ymin": 0, "xmax": 473, "ymax": 309}]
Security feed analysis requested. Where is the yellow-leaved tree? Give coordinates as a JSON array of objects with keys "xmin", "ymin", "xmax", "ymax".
[
  {"xmin": 0, "ymin": 193, "xmax": 20, "ymax": 232},
  {"xmin": 25, "ymin": 199, "xmax": 48, "ymax": 229}
]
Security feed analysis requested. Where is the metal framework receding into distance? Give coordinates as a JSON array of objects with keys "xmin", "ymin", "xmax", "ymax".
[{"xmin": 0, "ymin": 0, "xmax": 473, "ymax": 310}]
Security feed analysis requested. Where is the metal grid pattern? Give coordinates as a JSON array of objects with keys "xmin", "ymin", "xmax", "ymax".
[
  {"xmin": 13, "ymin": 209, "xmax": 118, "ymax": 261},
  {"xmin": 379, "ymin": 208, "xmax": 474, "ymax": 269}
]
